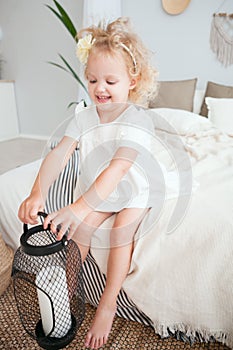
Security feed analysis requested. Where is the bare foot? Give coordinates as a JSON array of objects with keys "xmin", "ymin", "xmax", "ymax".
[{"xmin": 84, "ymin": 301, "xmax": 116, "ymax": 349}]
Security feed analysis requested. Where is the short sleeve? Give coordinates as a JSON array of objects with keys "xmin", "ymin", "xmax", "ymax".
[
  {"xmin": 117, "ymin": 106, "xmax": 154, "ymax": 153},
  {"xmin": 64, "ymin": 114, "xmax": 81, "ymax": 140},
  {"xmin": 64, "ymin": 101, "xmax": 87, "ymax": 140}
]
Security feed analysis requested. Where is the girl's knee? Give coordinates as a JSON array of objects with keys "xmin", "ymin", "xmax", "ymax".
[{"xmin": 110, "ymin": 208, "xmax": 148, "ymax": 247}]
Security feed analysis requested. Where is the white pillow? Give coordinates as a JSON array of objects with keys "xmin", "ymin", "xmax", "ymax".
[
  {"xmin": 149, "ymin": 108, "xmax": 211, "ymax": 135},
  {"xmin": 205, "ymin": 97, "xmax": 233, "ymax": 135},
  {"xmin": 193, "ymin": 89, "xmax": 205, "ymax": 114}
]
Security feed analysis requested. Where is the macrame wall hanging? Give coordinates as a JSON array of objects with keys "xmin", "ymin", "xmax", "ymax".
[{"xmin": 210, "ymin": 7, "xmax": 233, "ymax": 67}]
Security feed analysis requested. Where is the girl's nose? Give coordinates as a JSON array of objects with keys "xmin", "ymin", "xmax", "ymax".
[{"xmin": 96, "ymin": 83, "xmax": 106, "ymax": 93}]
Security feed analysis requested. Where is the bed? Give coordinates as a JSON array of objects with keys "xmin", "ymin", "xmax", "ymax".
[{"xmin": 0, "ymin": 79, "xmax": 233, "ymax": 348}]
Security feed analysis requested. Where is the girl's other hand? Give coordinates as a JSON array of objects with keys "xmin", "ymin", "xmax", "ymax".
[{"xmin": 43, "ymin": 205, "xmax": 82, "ymax": 241}]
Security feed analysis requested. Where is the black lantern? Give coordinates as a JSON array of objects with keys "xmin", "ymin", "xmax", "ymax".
[{"xmin": 12, "ymin": 212, "xmax": 85, "ymax": 350}]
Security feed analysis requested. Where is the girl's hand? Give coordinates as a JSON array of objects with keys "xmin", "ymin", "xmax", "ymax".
[
  {"xmin": 43, "ymin": 204, "xmax": 84, "ymax": 241},
  {"xmin": 18, "ymin": 193, "xmax": 45, "ymax": 225}
]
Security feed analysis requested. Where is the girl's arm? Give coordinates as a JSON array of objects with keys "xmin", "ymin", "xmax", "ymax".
[
  {"xmin": 43, "ymin": 147, "xmax": 138, "ymax": 240},
  {"xmin": 18, "ymin": 136, "xmax": 77, "ymax": 224}
]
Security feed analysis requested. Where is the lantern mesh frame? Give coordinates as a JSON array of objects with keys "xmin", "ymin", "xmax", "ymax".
[{"xmin": 12, "ymin": 228, "xmax": 85, "ymax": 344}]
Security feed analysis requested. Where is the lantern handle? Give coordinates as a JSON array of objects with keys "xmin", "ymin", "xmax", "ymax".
[
  {"xmin": 38, "ymin": 210, "xmax": 48, "ymax": 219},
  {"xmin": 22, "ymin": 211, "xmax": 50, "ymax": 234},
  {"xmin": 22, "ymin": 211, "xmax": 48, "ymax": 233},
  {"xmin": 21, "ymin": 211, "xmax": 68, "ymax": 256}
]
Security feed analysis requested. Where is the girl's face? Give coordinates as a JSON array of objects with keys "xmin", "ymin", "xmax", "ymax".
[{"xmin": 86, "ymin": 50, "xmax": 136, "ymax": 105}]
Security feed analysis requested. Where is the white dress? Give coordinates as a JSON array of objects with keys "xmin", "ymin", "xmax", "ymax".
[{"xmin": 65, "ymin": 104, "xmax": 163, "ymax": 212}]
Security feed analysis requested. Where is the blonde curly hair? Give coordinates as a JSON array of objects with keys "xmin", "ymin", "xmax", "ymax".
[{"xmin": 77, "ymin": 17, "xmax": 158, "ymax": 107}]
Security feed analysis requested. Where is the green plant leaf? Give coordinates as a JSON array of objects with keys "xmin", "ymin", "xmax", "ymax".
[
  {"xmin": 48, "ymin": 55, "xmax": 89, "ymax": 95},
  {"xmin": 58, "ymin": 54, "xmax": 88, "ymax": 94},
  {"xmin": 48, "ymin": 61, "xmax": 71, "ymax": 73},
  {"xmin": 67, "ymin": 101, "xmax": 79, "ymax": 108},
  {"xmin": 67, "ymin": 99, "xmax": 87, "ymax": 109},
  {"xmin": 46, "ymin": 1, "xmax": 88, "ymax": 106},
  {"xmin": 46, "ymin": 0, "xmax": 78, "ymax": 41}
]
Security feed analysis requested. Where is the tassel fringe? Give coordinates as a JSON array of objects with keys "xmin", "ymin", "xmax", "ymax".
[
  {"xmin": 210, "ymin": 16, "xmax": 233, "ymax": 67},
  {"xmin": 152, "ymin": 320, "xmax": 233, "ymax": 349}
]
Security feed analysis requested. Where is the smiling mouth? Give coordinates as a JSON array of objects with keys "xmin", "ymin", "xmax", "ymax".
[{"xmin": 96, "ymin": 95, "xmax": 111, "ymax": 103}]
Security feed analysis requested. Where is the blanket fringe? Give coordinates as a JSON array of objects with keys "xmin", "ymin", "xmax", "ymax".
[{"xmin": 153, "ymin": 321, "xmax": 233, "ymax": 349}]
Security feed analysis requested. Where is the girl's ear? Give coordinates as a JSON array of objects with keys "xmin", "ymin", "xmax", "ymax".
[{"xmin": 129, "ymin": 78, "xmax": 137, "ymax": 90}]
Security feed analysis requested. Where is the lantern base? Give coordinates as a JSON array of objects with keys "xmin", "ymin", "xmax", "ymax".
[{"xmin": 35, "ymin": 314, "xmax": 77, "ymax": 350}]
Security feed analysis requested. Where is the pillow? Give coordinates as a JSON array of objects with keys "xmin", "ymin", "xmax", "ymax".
[
  {"xmin": 149, "ymin": 108, "xmax": 211, "ymax": 136},
  {"xmin": 200, "ymin": 81, "xmax": 233, "ymax": 117},
  {"xmin": 149, "ymin": 78, "xmax": 197, "ymax": 112},
  {"xmin": 193, "ymin": 89, "xmax": 205, "ymax": 114},
  {"xmin": 205, "ymin": 97, "xmax": 233, "ymax": 135},
  {"xmin": 45, "ymin": 146, "xmax": 79, "ymax": 213}
]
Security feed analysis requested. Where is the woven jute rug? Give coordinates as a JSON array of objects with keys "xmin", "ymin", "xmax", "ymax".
[{"xmin": 0, "ymin": 281, "xmax": 230, "ymax": 350}]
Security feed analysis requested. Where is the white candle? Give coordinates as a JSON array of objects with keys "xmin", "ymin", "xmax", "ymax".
[{"xmin": 36, "ymin": 265, "xmax": 72, "ymax": 338}]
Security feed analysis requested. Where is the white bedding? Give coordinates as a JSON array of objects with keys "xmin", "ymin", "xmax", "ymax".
[
  {"xmin": 0, "ymin": 159, "xmax": 42, "ymax": 249},
  {"xmin": 91, "ymin": 109, "xmax": 233, "ymax": 348},
  {"xmin": 0, "ymin": 108, "xmax": 233, "ymax": 348}
]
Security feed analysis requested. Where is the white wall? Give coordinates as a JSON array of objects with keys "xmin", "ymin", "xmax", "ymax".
[
  {"xmin": 0, "ymin": 0, "xmax": 83, "ymax": 138},
  {"xmin": 122, "ymin": 0, "xmax": 233, "ymax": 88},
  {"xmin": 0, "ymin": 0, "xmax": 233, "ymax": 138}
]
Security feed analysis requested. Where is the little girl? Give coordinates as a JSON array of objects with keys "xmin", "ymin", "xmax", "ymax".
[{"xmin": 18, "ymin": 17, "xmax": 158, "ymax": 349}]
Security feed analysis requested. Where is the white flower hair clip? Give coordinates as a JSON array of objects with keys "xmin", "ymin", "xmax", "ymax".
[{"xmin": 76, "ymin": 34, "xmax": 95, "ymax": 65}]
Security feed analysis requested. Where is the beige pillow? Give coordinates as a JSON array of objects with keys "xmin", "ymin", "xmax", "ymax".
[
  {"xmin": 200, "ymin": 81, "xmax": 233, "ymax": 117},
  {"xmin": 149, "ymin": 78, "xmax": 197, "ymax": 111}
]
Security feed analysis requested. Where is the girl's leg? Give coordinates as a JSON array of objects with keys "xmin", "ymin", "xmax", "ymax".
[
  {"xmin": 67, "ymin": 211, "xmax": 113, "ymax": 305},
  {"xmin": 85, "ymin": 208, "xmax": 148, "ymax": 349},
  {"xmin": 72, "ymin": 211, "xmax": 113, "ymax": 262}
]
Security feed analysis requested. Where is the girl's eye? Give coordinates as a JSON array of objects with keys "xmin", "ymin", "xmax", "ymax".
[
  {"xmin": 107, "ymin": 81, "xmax": 116, "ymax": 85},
  {"xmin": 89, "ymin": 80, "xmax": 97, "ymax": 84}
]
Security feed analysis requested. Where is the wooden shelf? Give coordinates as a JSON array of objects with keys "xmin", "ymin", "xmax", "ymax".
[{"xmin": 0, "ymin": 80, "xmax": 15, "ymax": 83}]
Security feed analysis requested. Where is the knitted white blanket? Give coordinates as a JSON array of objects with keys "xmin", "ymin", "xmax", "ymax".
[{"xmin": 91, "ymin": 109, "xmax": 233, "ymax": 349}]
